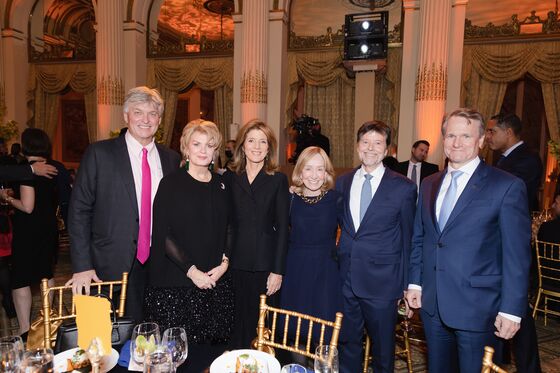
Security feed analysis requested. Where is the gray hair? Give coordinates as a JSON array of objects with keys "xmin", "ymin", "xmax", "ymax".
[
  {"xmin": 123, "ymin": 86, "xmax": 164, "ymax": 116},
  {"xmin": 441, "ymin": 108, "xmax": 485, "ymax": 137}
]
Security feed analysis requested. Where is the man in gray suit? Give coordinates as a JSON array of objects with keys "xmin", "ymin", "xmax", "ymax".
[{"xmin": 67, "ymin": 86, "xmax": 180, "ymax": 322}]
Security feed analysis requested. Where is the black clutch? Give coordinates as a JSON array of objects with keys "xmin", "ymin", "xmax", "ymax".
[{"xmin": 54, "ymin": 294, "xmax": 135, "ymax": 354}]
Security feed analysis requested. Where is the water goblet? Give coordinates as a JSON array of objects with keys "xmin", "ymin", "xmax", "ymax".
[
  {"xmin": 143, "ymin": 346, "xmax": 173, "ymax": 373},
  {"xmin": 131, "ymin": 322, "xmax": 161, "ymax": 365},
  {"xmin": 314, "ymin": 345, "xmax": 338, "ymax": 373},
  {"xmin": 0, "ymin": 342, "xmax": 21, "ymax": 373},
  {"xmin": 21, "ymin": 348, "xmax": 54, "ymax": 373},
  {"xmin": 162, "ymin": 327, "xmax": 188, "ymax": 370},
  {"xmin": 281, "ymin": 363, "xmax": 307, "ymax": 373}
]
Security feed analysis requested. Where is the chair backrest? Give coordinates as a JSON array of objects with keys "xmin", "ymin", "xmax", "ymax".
[
  {"xmin": 481, "ymin": 346, "xmax": 508, "ymax": 373},
  {"xmin": 40, "ymin": 272, "xmax": 129, "ymax": 349},
  {"xmin": 256, "ymin": 294, "xmax": 343, "ymax": 361},
  {"xmin": 534, "ymin": 240, "xmax": 560, "ymax": 291}
]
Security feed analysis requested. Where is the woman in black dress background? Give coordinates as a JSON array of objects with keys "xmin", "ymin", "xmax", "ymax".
[
  {"xmin": 2, "ymin": 128, "xmax": 58, "ymax": 337},
  {"xmin": 225, "ymin": 120, "xmax": 290, "ymax": 349},
  {"xmin": 144, "ymin": 119, "xmax": 233, "ymax": 371}
]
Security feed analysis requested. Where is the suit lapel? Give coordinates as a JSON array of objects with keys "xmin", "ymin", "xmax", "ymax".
[
  {"xmin": 113, "ymin": 137, "xmax": 139, "ymax": 218},
  {"xmin": 343, "ymin": 168, "xmax": 358, "ymax": 235},
  {"xmin": 442, "ymin": 162, "xmax": 488, "ymax": 231},
  {"xmin": 155, "ymin": 144, "xmax": 174, "ymax": 175},
  {"xmin": 358, "ymin": 169, "xmax": 391, "ymax": 231},
  {"xmin": 430, "ymin": 171, "xmax": 445, "ymax": 233}
]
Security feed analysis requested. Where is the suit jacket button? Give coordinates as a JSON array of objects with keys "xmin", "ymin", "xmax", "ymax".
[
  {"xmin": 133, "ymin": 239, "xmax": 137, "ymax": 244},
  {"xmin": 136, "ymin": 218, "xmax": 139, "ymax": 222},
  {"xmin": 438, "ymin": 243, "xmax": 443, "ymax": 248}
]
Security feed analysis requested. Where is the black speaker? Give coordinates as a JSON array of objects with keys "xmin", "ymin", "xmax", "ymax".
[{"xmin": 344, "ymin": 11, "xmax": 388, "ymax": 60}]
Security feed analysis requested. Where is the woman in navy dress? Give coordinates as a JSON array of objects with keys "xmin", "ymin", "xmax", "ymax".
[{"xmin": 280, "ymin": 146, "xmax": 343, "ymax": 340}]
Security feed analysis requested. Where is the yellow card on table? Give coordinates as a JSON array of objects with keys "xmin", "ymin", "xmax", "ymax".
[{"xmin": 74, "ymin": 295, "xmax": 112, "ymax": 355}]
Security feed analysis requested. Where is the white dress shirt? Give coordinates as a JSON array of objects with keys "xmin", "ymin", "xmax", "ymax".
[
  {"xmin": 350, "ymin": 165, "xmax": 385, "ymax": 230},
  {"xmin": 409, "ymin": 156, "xmax": 520, "ymax": 323},
  {"xmin": 125, "ymin": 131, "xmax": 164, "ymax": 240},
  {"xmin": 502, "ymin": 140, "xmax": 524, "ymax": 157}
]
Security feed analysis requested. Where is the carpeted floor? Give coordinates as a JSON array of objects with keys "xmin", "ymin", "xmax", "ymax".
[{"xmin": 2, "ymin": 232, "xmax": 560, "ymax": 372}]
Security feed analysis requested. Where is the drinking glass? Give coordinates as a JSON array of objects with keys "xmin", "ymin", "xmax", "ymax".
[
  {"xmin": 0, "ymin": 335, "xmax": 24, "ymax": 359},
  {"xmin": 0, "ymin": 184, "xmax": 13, "ymax": 206},
  {"xmin": 314, "ymin": 345, "xmax": 338, "ymax": 373},
  {"xmin": 162, "ymin": 327, "xmax": 188, "ymax": 369},
  {"xmin": 0, "ymin": 342, "xmax": 21, "ymax": 373},
  {"xmin": 143, "ymin": 347, "xmax": 173, "ymax": 373},
  {"xmin": 21, "ymin": 348, "xmax": 54, "ymax": 373},
  {"xmin": 281, "ymin": 363, "xmax": 307, "ymax": 373},
  {"xmin": 131, "ymin": 322, "xmax": 161, "ymax": 365}
]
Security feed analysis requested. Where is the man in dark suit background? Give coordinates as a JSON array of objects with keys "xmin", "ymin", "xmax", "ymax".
[
  {"xmin": 486, "ymin": 113, "xmax": 543, "ymax": 212},
  {"xmin": 486, "ymin": 112, "xmax": 543, "ymax": 373},
  {"xmin": 396, "ymin": 140, "xmax": 439, "ymax": 189},
  {"xmin": 406, "ymin": 108, "xmax": 531, "ymax": 372},
  {"xmin": 67, "ymin": 86, "xmax": 180, "ymax": 323},
  {"xmin": 336, "ymin": 121, "xmax": 417, "ymax": 373},
  {"xmin": 538, "ymin": 193, "xmax": 560, "ymax": 243}
]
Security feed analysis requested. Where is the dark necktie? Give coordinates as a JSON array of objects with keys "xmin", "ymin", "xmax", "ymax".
[{"xmin": 411, "ymin": 164, "xmax": 418, "ymax": 187}]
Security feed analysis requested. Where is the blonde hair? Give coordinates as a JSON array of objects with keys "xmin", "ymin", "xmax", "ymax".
[
  {"xmin": 231, "ymin": 119, "xmax": 278, "ymax": 175},
  {"xmin": 291, "ymin": 146, "xmax": 335, "ymax": 194},
  {"xmin": 179, "ymin": 119, "xmax": 222, "ymax": 160}
]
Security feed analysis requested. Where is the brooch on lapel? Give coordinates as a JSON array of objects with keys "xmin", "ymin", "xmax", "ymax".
[{"xmin": 220, "ymin": 182, "xmax": 225, "ymax": 190}]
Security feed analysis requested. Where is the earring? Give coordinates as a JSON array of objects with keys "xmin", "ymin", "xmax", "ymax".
[
  {"xmin": 184, "ymin": 156, "xmax": 190, "ymax": 171},
  {"xmin": 208, "ymin": 159, "xmax": 215, "ymax": 171}
]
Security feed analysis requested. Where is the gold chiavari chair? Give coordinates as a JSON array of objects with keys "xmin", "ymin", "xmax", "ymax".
[
  {"xmin": 481, "ymin": 346, "xmax": 508, "ymax": 373},
  {"xmin": 532, "ymin": 240, "xmax": 560, "ymax": 325},
  {"xmin": 255, "ymin": 294, "xmax": 343, "ymax": 361},
  {"xmin": 40, "ymin": 272, "xmax": 128, "ymax": 349},
  {"xmin": 362, "ymin": 299, "xmax": 413, "ymax": 373}
]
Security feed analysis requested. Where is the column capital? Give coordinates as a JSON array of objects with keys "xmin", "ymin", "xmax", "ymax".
[
  {"xmin": 1, "ymin": 28, "xmax": 25, "ymax": 41},
  {"xmin": 269, "ymin": 9, "xmax": 288, "ymax": 23},
  {"xmin": 452, "ymin": 0, "xmax": 469, "ymax": 6},
  {"xmin": 233, "ymin": 13, "xmax": 243, "ymax": 23},
  {"xmin": 403, "ymin": 0, "xmax": 420, "ymax": 10}
]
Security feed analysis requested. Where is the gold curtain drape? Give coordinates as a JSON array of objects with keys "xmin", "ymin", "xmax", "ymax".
[
  {"xmin": 462, "ymin": 41, "xmax": 560, "ymax": 142},
  {"xmin": 147, "ymin": 57, "xmax": 233, "ymax": 147},
  {"xmin": 28, "ymin": 63, "xmax": 97, "ymax": 142},
  {"xmin": 287, "ymin": 48, "xmax": 402, "ymax": 167}
]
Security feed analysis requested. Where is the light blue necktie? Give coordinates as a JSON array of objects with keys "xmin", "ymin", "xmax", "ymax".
[
  {"xmin": 438, "ymin": 171, "xmax": 463, "ymax": 230},
  {"xmin": 360, "ymin": 174, "xmax": 373, "ymax": 222}
]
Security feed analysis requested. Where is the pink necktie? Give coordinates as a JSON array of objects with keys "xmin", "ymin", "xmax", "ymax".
[{"xmin": 137, "ymin": 148, "xmax": 151, "ymax": 264}]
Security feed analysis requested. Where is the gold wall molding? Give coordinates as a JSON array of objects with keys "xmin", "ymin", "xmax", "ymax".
[
  {"xmin": 465, "ymin": 9, "xmax": 560, "ymax": 40},
  {"xmin": 97, "ymin": 76, "xmax": 124, "ymax": 106},
  {"xmin": 415, "ymin": 62, "xmax": 447, "ymax": 101},
  {"xmin": 240, "ymin": 71, "xmax": 267, "ymax": 103}
]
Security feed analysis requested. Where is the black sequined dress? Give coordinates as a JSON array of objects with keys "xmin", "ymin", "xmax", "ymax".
[{"xmin": 144, "ymin": 169, "xmax": 233, "ymax": 344}]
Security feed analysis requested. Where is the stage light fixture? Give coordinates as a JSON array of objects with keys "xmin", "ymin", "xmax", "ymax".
[
  {"xmin": 360, "ymin": 44, "xmax": 369, "ymax": 54},
  {"xmin": 361, "ymin": 21, "xmax": 370, "ymax": 31},
  {"xmin": 344, "ymin": 11, "xmax": 388, "ymax": 60}
]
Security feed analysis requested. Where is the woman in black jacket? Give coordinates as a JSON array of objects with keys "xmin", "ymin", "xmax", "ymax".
[{"xmin": 225, "ymin": 119, "xmax": 290, "ymax": 349}]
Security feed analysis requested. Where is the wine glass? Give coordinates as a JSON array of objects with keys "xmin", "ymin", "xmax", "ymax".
[
  {"xmin": 0, "ymin": 335, "xmax": 24, "ymax": 359},
  {"xmin": 281, "ymin": 363, "xmax": 307, "ymax": 373},
  {"xmin": 162, "ymin": 327, "xmax": 188, "ymax": 370},
  {"xmin": 21, "ymin": 348, "xmax": 54, "ymax": 373},
  {"xmin": 0, "ymin": 342, "xmax": 21, "ymax": 373},
  {"xmin": 143, "ymin": 346, "xmax": 173, "ymax": 373},
  {"xmin": 314, "ymin": 345, "xmax": 338, "ymax": 373},
  {"xmin": 131, "ymin": 322, "xmax": 161, "ymax": 365}
]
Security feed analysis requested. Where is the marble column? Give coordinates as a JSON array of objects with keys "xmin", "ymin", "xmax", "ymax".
[
  {"xmin": 446, "ymin": 0, "xmax": 469, "ymax": 113},
  {"xmin": 232, "ymin": 13, "xmax": 243, "ymax": 129},
  {"xmin": 414, "ymin": 0, "xmax": 452, "ymax": 165},
  {"xmin": 123, "ymin": 20, "xmax": 148, "ymax": 90},
  {"xmin": 96, "ymin": 0, "xmax": 126, "ymax": 139},
  {"xmin": 396, "ymin": 0, "xmax": 420, "ymax": 162},
  {"xmin": 1, "ymin": 29, "xmax": 28, "ymax": 134},
  {"xmin": 239, "ymin": 0, "xmax": 268, "ymax": 125},
  {"xmin": 266, "ymin": 8, "xmax": 289, "ymax": 164}
]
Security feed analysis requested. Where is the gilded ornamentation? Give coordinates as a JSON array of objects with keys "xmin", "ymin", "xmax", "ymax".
[
  {"xmin": 97, "ymin": 76, "xmax": 124, "ymax": 106},
  {"xmin": 240, "ymin": 71, "xmax": 267, "ymax": 104},
  {"xmin": 465, "ymin": 9, "xmax": 560, "ymax": 40},
  {"xmin": 148, "ymin": 36, "xmax": 233, "ymax": 57},
  {"xmin": 289, "ymin": 23, "xmax": 401, "ymax": 51},
  {"xmin": 415, "ymin": 62, "xmax": 447, "ymax": 101}
]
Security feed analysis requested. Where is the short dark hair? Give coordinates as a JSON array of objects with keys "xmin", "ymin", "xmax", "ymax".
[
  {"xmin": 491, "ymin": 113, "xmax": 522, "ymax": 137},
  {"xmin": 22, "ymin": 128, "xmax": 52, "ymax": 158},
  {"xmin": 10, "ymin": 143, "xmax": 21, "ymax": 156},
  {"xmin": 356, "ymin": 120, "xmax": 391, "ymax": 146},
  {"xmin": 413, "ymin": 140, "xmax": 430, "ymax": 148}
]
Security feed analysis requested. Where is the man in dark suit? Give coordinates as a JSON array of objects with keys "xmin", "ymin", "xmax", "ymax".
[
  {"xmin": 0, "ymin": 163, "xmax": 57, "ymax": 181},
  {"xmin": 336, "ymin": 121, "xmax": 417, "ymax": 373},
  {"xmin": 486, "ymin": 112, "xmax": 543, "ymax": 373},
  {"xmin": 66, "ymin": 86, "xmax": 180, "ymax": 323},
  {"xmin": 406, "ymin": 108, "xmax": 531, "ymax": 372},
  {"xmin": 396, "ymin": 140, "xmax": 439, "ymax": 189},
  {"xmin": 486, "ymin": 113, "xmax": 543, "ymax": 212}
]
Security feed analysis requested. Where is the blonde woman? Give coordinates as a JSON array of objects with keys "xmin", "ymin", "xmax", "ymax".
[
  {"xmin": 144, "ymin": 119, "xmax": 233, "ymax": 368},
  {"xmin": 280, "ymin": 146, "xmax": 343, "ymax": 340}
]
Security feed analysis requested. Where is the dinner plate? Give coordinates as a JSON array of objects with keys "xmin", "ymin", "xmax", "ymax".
[
  {"xmin": 210, "ymin": 349, "xmax": 281, "ymax": 373},
  {"xmin": 53, "ymin": 347, "xmax": 119, "ymax": 373}
]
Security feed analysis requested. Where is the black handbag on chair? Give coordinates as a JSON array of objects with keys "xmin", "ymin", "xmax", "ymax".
[{"xmin": 54, "ymin": 294, "xmax": 135, "ymax": 354}]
